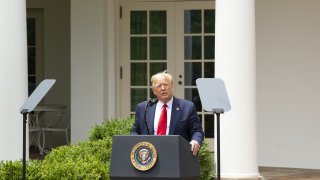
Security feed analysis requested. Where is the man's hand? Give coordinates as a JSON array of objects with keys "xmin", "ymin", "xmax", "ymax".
[{"xmin": 190, "ymin": 140, "xmax": 200, "ymax": 156}]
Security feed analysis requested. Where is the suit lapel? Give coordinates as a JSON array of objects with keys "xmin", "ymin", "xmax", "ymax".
[
  {"xmin": 169, "ymin": 97, "xmax": 181, "ymax": 135},
  {"xmin": 146, "ymin": 104, "xmax": 156, "ymax": 135}
]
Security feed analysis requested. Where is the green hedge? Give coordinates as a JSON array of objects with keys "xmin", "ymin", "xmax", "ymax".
[
  {"xmin": 0, "ymin": 159, "xmax": 41, "ymax": 180},
  {"xmin": 88, "ymin": 117, "xmax": 134, "ymax": 141},
  {"xmin": 0, "ymin": 117, "xmax": 214, "ymax": 179}
]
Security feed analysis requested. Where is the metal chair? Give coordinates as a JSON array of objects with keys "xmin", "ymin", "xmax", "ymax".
[
  {"xmin": 28, "ymin": 114, "xmax": 43, "ymax": 154},
  {"xmin": 42, "ymin": 112, "xmax": 70, "ymax": 153}
]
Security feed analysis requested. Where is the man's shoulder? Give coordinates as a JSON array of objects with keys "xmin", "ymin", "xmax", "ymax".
[
  {"xmin": 173, "ymin": 97, "xmax": 194, "ymax": 106},
  {"xmin": 136, "ymin": 101, "xmax": 148, "ymax": 109}
]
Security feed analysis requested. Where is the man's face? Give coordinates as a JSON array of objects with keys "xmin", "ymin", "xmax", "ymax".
[{"xmin": 152, "ymin": 76, "xmax": 173, "ymax": 103}]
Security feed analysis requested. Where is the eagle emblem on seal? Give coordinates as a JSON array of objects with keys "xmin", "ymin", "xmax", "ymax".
[{"xmin": 130, "ymin": 142, "xmax": 157, "ymax": 171}]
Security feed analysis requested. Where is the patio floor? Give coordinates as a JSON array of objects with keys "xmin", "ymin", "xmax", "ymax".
[{"xmin": 259, "ymin": 166, "xmax": 320, "ymax": 180}]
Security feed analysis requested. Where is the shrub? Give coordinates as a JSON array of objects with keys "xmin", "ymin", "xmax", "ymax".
[
  {"xmin": 199, "ymin": 140, "xmax": 215, "ymax": 179},
  {"xmin": 0, "ymin": 159, "xmax": 41, "ymax": 180},
  {"xmin": 88, "ymin": 117, "xmax": 134, "ymax": 141},
  {"xmin": 0, "ymin": 160, "xmax": 22, "ymax": 179},
  {"xmin": 0, "ymin": 116, "xmax": 214, "ymax": 179},
  {"xmin": 35, "ymin": 139, "xmax": 112, "ymax": 179}
]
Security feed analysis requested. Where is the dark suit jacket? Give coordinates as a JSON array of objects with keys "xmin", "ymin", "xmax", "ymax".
[{"xmin": 131, "ymin": 97, "xmax": 204, "ymax": 145}]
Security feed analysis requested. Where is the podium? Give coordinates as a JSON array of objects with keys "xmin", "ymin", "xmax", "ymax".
[{"xmin": 109, "ymin": 135, "xmax": 200, "ymax": 179}]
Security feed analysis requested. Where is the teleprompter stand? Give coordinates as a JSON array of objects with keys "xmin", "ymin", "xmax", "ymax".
[
  {"xmin": 19, "ymin": 79, "xmax": 56, "ymax": 180},
  {"xmin": 196, "ymin": 78, "xmax": 231, "ymax": 180}
]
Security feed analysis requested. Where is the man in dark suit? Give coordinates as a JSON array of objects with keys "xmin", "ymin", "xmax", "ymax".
[{"xmin": 131, "ymin": 71, "xmax": 204, "ymax": 155}]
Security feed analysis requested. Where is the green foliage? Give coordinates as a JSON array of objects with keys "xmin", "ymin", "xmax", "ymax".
[
  {"xmin": 199, "ymin": 140, "xmax": 215, "ymax": 180},
  {"xmin": 0, "ymin": 160, "xmax": 22, "ymax": 180},
  {"xmin": 0, "ymin": 116, "xmax": 214, "ymax": 179},
  {"xmin": 35, "ymin": 139, "xmax": 111, "ymax": 179},
  {"xmin": 0, "ymin": 159, "xmax": 41, "ymax": 180},
  {"xmin": 88, "ymin": 117, "xmax": 134, "ymax": 141}
]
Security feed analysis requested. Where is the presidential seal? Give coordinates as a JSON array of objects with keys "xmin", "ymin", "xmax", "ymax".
[{"xmin": 130, "ymin": 141, "xmax": 157, "ymax": 171}]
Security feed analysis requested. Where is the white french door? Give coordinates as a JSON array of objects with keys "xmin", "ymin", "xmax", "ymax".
[{"xmin": 120, "ymin": 0, "xmax": 215, "ymax": 138}]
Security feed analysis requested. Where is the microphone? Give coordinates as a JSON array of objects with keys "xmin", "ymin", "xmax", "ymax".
[
  {"xmin": 148, "ymin": 98, "xmax": 158, "ymax": 106},
  {"xmin": 144, "ymin": 98, "xmax": 158, "ymax": 135}
]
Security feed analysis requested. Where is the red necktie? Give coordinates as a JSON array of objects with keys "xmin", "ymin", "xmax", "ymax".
[{"xmin": 157, "ymin": 104, "xmax": 167, "ymax": 135}]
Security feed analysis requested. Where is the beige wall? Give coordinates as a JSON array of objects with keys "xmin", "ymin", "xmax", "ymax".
[
  {"xmin": 256, "ymin": 0, "xmax": 320, "ymax": 169},
  {"xmin": 70, "ymin": 0, "xmax": 119, "ymax": 143},
  {"xmin": 70, "ymin": 0, "xmax": 104, "ymax": 143},
  {"xmin": 27, "ymin": 0, "xmax": 70, "ymax": 147}
]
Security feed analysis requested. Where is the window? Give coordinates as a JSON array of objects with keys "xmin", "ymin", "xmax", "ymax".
[{"xmin": 27, "ymin": 9, "xmax": 44, "ymax": 95}]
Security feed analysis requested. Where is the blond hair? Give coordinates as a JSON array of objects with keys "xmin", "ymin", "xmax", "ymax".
[{"xmin": 151, "ymin": 71, "xmax": 173, "ymax": 88}]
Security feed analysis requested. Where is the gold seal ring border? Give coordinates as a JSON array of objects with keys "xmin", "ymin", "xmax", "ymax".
[{"xmin": 130, "ymin": 141, "xmax": 157, "ymax": 171}]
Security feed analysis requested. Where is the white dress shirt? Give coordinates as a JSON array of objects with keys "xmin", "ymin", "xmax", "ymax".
[{"xmin": 154, "ymin": 97, "xmax": 173, "ymax": 135}]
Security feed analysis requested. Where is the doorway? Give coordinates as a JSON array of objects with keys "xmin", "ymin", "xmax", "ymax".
[{"xmin": 120, "ymin": 0, "xmax": 215, "ymax": 138}]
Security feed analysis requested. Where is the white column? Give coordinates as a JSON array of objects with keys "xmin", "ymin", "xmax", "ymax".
[
  {"xmin": 0, "ymin": 0, "xmax": 28, "ymax": 160},
  {"xmin": 215, "ymin": 0, "xmax": 259, "ymax": 178}
]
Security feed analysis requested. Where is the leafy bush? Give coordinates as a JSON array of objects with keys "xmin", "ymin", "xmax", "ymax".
[
  {"xmin": 0, "ymin": 160, "xmax": 22, "ymax": 179},
  {"xmin": 35, "ymin": 139, "xmax": 111, "ymax": 179},
  {"xmin": 0, "ymin": 159, "xmax": 41, "ymax": 180},
  {"xmin": 199, "ymin": 140, "xmax": 215, "ymax": 179},
  {"xmin": 88, "ymin": 117, "xmax": 134, "ymax": 141},
  {"xmin": 0, "ymin": 116, "xmax": 214, "ymax": 179}
]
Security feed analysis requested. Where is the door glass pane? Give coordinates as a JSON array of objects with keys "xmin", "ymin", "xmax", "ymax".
[
  {"xmin": 150, "ymin": 63, "xmax": 167, "ymax": 85},
  {"xmin": 204, "ymin": 10, "xmax": 215, "ymax": 33},
  {"xmin": 131, "ymin": 89, "xmax": 147, "ymax": 111},
  {"xmin": 204, "ymin": 114, "xmax": 214, "ymax": 138},
  {"xmin": 204, "ymin": 36, "xmax": 215, "ymax": 59},
  {"xmin": 131, "ymin": 11, "xmax": 147, "ymax": 34},
  {"xmin": 28, "ymin": 76, "xmax": 36, "ymax": 96},
  {"xmin": 150, "ymin": 37, "xmax": 167, "ymax": 60},
  {"xmin": 27, "ymin": 18, "xmax": 36, "ymax": 96},
  {"xmin": 198, "ymin": 115, "xmax": 203, "ymax": 128},
  {"xmin": 184, "ymin": 88, "xmax": 202, "ymax": 111},
  {"xmin": 184, "ymin": 36, "xmax": 202, "ymax": 60},
  {"xmin": 131, "ymin": 63, "xmax": 147, "ymax": 85},
  {"xmin": 27, "ymin": 18, "xmax": 35, "ymax": 46},
  {"xmin": 28, "ymin": 47, "xmax": 36, "ymax": 74},
  {"xmin": 150, "ymin": 11, "xmax": 166, "ymax": 34},
  {"xmin": 150, "ymin": 88, "xmax": 156, "ymax": 99},
  {"xmin": 184, "ymin": 62, "xmax": 201, "ymax": 86},
  {"xmin": 184, "ymin": 10, "xmax": 201, "ymax": 33},
  {"xmin": 131, "ymin": 37, "xmax": 147, "ymax": 60},
  {"xmin": 204, "ymin": 62, "xmax": 214, "ymax": 78}
]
